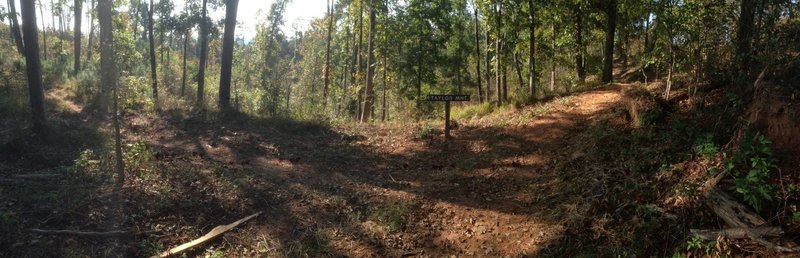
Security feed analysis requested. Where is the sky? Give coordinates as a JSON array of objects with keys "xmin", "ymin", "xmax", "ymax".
[
  {"xmin": 181, "ymin": 0, "xmax": 330, "ymax": 39},
  {"xmin": 4, "ymin": 0, "xmax": 329, "ymax": 40}
]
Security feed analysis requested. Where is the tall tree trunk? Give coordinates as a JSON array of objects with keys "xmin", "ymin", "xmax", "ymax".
[
  {"xmin": 528, "ymin": 0, "xmax": 536, "ymax": 100},
  {"xmin": 574, "ymin": 5, "xmax": 585, "ymax": 84},
  {"xmin": 181, "ymin": 31, "xmax": 188, "ymax": 96},
  {"xmin": 501, "ymin": 45, "xmax": 507, "ymax": 101},
  {"xmin": 360, "ymin": 5, "xmax": 375, "ymax": 123},
  {"xmin": 86, "ymin": 0, "xmax": 95, "ymax": 64},
  {"xmin": 495, "ymin": 1, "xmax": 502, "ymax": 106},
  {"xmin": 147, "ymin": 0, "xmax": 158, "ymax": 109},
  {"xmin": 550, "ymin": 23, "xmax": 556, "ymax": 92},
  {"xmin": 73, "ymin": 0, "xmax": 82, "ymax": 73},
  {"xmin": 98, "ymin": 0, "xmax": 122, "ymax": 188},
  {"xmin": 197, "ymin": 0, "xmax": 209, "ymax": 108},
  {"xmin": 356, "ymin": 0, "xmax": 364, "ymax": 119},
  {"xmin": 381, "ymin": 54, "xmax": 387, "ymax": 122},
  {"xmin": 602, "ymin": 0, "xmax": 617, "ymax": 83},
  {"xmin": 323, "ymin": 0, "xmax": 334, "ymax": 108},
  {"xmin": 50, "ymin": 0, "xmax": 56, "ymax": 41},
  {"xmin": 485, "ymin": 31, "xmax": 492, "ymax": 102},
  {"xmin": 736, "ymin": 0, "xmax": 756, "ymax": 77},
  {"xmin": 474, "ymin": 4, "xmax": 483, "ymax": 103},
  {"xmin": 39, "ymin": 0, "xmax": 48, "ymax": 60},
  {"xmin": 8, "ymin": 0, "xmax": 25, "ymax": 55},
  {"xmin": 513, "ymin": 50, "xmax": 525, "ymax": 90},
  {"xmin": 218, "ymin": 0, "xmax": 239, "ymax": 111},
  {"xmin": 20, "ymin": 0, "xmax": 45, "ymax": 132}
]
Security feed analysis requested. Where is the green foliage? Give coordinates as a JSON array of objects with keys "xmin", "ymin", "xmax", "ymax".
[
  {"xmin": 368, "ymin": 201, "xmax": 415, "ymax": 232},
  {"xmin": 123, "ymin": 140, "xmax": 155, "ymax": 180},
  {"xmin": 452, "ymin": 102, "xmax": 496, "ymax": 120},
  {"xmin": 640, "ymin": 107, "xmax": 667, "ymax": 126},
  {"xmin": 693, "ymin": 134, "xmax": 719, "ymax": 160},
  {"xmin": 120, "ymin": 76, "xmax": 155, "ymax": 111},
  {"xmin": 415, "ymin": 123, "xmax": 439, "ymax": 139},
  {"xmin": 729, "ymin": 131, "xmax": 777, "ymax": 212},
  {"xmin": 685, "ymin": 235, "xmax": 715, "ymax": 254}
]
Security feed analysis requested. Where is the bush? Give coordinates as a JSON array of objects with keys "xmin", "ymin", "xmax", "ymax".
[
  {"xmin": 452, "ymin": 102, "xmax": 495, "ymax": 120},
  {"xmin": 729, "ymin": 130, "xmax": 777, "ymax": 211}
]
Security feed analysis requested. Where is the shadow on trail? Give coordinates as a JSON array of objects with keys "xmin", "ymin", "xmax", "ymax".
[{"xmin": 130, "ymin": 87, "xmax": 628, "ymax": 257}]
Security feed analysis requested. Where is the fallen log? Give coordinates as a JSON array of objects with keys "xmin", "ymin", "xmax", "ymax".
[
  {"xmin": 697, "ymin": 173, "xmax": 797, "ymax": 252},
  {"xmin": 157, "ymin": 212, "xmax": 261, "ymax": 258},
  {"xmin": 13, "ymin": 173, "xmax": 61, "ymax": 179},
  {"xmin": 690, "ymin": 227, "xmax": 783, "ymax": 240},
  {"xmin": 705, "ymin": 187, "xmax": 767, "ymax": 228}
]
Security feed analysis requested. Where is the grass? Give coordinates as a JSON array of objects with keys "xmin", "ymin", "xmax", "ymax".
[{"xmin": 368, "ymin": 200, "xmax": 416, "ymax": 232}]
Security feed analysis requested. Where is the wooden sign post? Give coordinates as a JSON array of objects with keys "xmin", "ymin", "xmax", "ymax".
[{"xmin": 426, "ymin": 94, "xmax": 470, "ymax": 139}]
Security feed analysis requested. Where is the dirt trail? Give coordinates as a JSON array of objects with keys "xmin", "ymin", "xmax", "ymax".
[{"xmin": 124, "ymin": 86, "xmax": 627, "ymax": 257}]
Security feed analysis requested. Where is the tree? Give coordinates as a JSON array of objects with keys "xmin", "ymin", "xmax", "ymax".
[
  {"xmin": 528, "ymin": 0, "xmax": 537, "ymax": 99},
  {"xmin": 323, "ymin": 0, "xmax": 334, "ymax": 108},
  {"xmin": 73, "ymin": 0, "xmax": 82, "ymax": 73},
  {"xmin": 147, "ymin": 0, "xmax": 158, "ymax": 109},
  {"xmin": 7, "ymin": 0, "xmax": 24, "ymax": 55},
  {"xmin": 196, "ymin": 0, "xmax": 209, "ymax": 108},
  {"xmin": 473, "ymin": 2, "xmax": 483, "ymax": 103},
  {"xmin": 360, "ymin": 2, "xmax": 376, "ymax": 123},
  {"xmin": 97, "ymin": 0, "xmax": 123, "ymax": 187},
  {"xmin": 735, "ymin": 0, "xmax": 756, "ymax": 78},
  {"xmin": 218, "ymin": 0, "xmax": 239, "ymax": 111},
  {"xmin": 20, "ymin": 0, "xmax": 46, "ymax": 132},
  {"xmin": 39, "ymin": 0, "xmax": 48, "ymax": 60},
  {"xmin": 602, "ymin": 0, "xmax": 617, "ymax": 84},
  {"xmin": 85, "ymin": 0, "xmax": 95, "ymax": 65}
]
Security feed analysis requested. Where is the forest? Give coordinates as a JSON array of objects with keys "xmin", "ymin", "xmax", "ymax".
[{"xmin": 0, "ymin": 0, "xmax": 799, "ymax": 256}]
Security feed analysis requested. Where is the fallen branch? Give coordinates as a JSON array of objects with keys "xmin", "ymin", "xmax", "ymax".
[
  {"xmin": 705, "ymin": 187, "xmax": 766, "ymax": 228},
  {"xmin": 28, "ymin": 229, "xmax": 132, "ymax": 237},
  {"xmin": 157, "ymin": 212, "xmax": 261, "ymax": 258},
  {"xmin": 690, "ymin": 227, "xmax": 783, "ymax": 240},
  {"xmin": 13, "ymin": 173, "xmax": 61, "ymax": 179}
]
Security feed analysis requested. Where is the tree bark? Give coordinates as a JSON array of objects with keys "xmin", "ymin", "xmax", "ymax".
[
  {"xmin": 513, "ymin": 50, "xmax": 524, "ymax": 90},
  {"xmin": 356, "ymin": 0, "xmax": 364, "ymax": 119},
  {"xmin": 602, "ymin": 0, "xmax": 617, "ymax": 83},
  {"xmin": 39, "ymin": 0, "xmax": 48, "ymax": 60},
  {"xmin": 495, "ymin": 1, "xmax": 502, "ymax": 106},
  {"xmin": 550, "ymin": 23, "xmax": 556, "ymax": 92},
  {"xmin": 360, "ymin": 5, "xmax": 376, "ymax": 123},
  {"xmin": 323, "ymin": 0, "xmax": 334, "ymax": 108},
  {"xmin": 73, "ymin": 0, "xmax": 82, "ymax": 73},
  {"xmin": 218, "ymin": 0, "xmax": 239, "ymax": 111},
  {"xmin": 485, "ymin": 30, "xmax": 492, "ymax": 102},
  {"xmin": 20, "ymin": 0, "xmax": 46, "ymax": 132},
  {"xmin": 474, "ymin": 4, "xmax": 483, "ymax": 103},
  {"xmin": 528, "ymin": 0, "xmax": 536, "ymax": 100},
  {"xmin": 197, "ymin": 0, "xmax": 209, "ymax": 108},
  {"xmin": 8, "ymin": 0, "xmax": 25, "ymax": 55},
  {"xmin": 181, "ymin": 31, "xmax": 188, "ymax": 96},
  {"xmin": 147, "ymin": 0, "xmax": 158, "ymax": 109},
  {"xmin": 86, "ymin": 0, "xmax": 95, "ymax": 65},
  {"xmin": 735, "ymin": 0, "xmax": 756, "ymax": 77},
  {"xmin": 574, "ymin": 4, "xmax": 585, "ymax": 84},
  {"xmin": 381, "ymin": 54, "xmax": 387, "ymax": 122}
]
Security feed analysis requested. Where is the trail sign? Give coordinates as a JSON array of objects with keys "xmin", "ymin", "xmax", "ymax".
[
  {"xmin": 426, "ymin": 95, "xmax": 470, "ymax": 101},
  {"xmin": 426, "ymin": 94, "xmax": 471, "ymax": 140}
]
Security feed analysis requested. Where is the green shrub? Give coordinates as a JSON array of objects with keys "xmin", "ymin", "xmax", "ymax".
[
  {"xmin": 368, "ymin": 201, "xmax": 415, "ymax": 232},
  {"xmin": 415, "ymin": 123, "xmax": 438, "ymax": 139},
  {"xmin": 730, "ymin": 130, "xmax": 777, "ymax": 211},
  {"xmin": 452, "ymin": 102, "xmax": 495, "ymax": 120},
  {"xmin": 693, "ymin": 134, "xmax": 719, "ymax": 159},
  {"xmin": 123, "ymin": 140, "xmax": 155, "ymax": 180}
]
